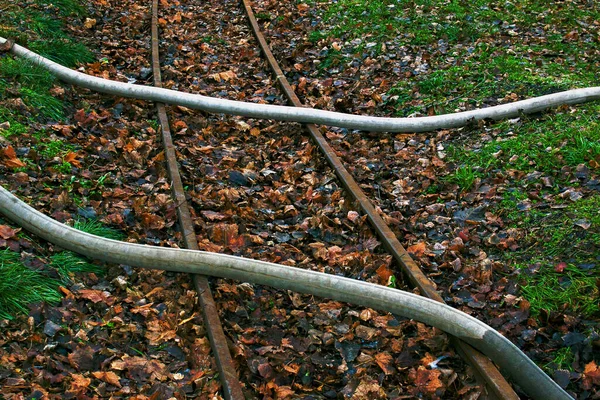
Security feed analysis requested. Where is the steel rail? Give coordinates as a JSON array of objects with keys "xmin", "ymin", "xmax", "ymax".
[
  {"xmin": 240, "ymin": 1, "xmax": 520, "ymax": 398},
  {"xmin": 0, "ymin": 36, "xmax": 598, "ymax": 133},
  {"xmin": 150, "ymin": 1, "xmax": 244, "ymax": 398}
]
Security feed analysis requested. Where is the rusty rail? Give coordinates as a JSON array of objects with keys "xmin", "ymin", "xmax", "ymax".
[
  {"xmin": 151, "ymin": 1, "xmax": 245, "ymax": 398},
  {"xmin": 240, "ymin": 1, "xmax": 520, "ymax": 398}
]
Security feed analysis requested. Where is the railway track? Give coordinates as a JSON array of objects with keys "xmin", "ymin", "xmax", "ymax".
[
  {"xmin": 148, "ymin": 0, "xmax": 513, "ymax": 398},
  {"xmin": 0, "ymin": 0, "xmax": 585, "ymax": 398}
]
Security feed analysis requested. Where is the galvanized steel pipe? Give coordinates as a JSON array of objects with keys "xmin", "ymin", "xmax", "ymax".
[
  {"xmin": 1, "ymin": 36, "xmax": 598, "ymax": 133},
  {"xmin": 0, "ymin": 186, "xmax": 571, "ymax": 399}
]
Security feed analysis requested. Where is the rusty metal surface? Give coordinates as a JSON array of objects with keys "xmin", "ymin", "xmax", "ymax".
[
  {"xmin": 151, "ymin": 1, "xmax": 244, "ymax": 398},
  {"xmin": 241, "ymin": 1, "xmax": 518, "ymax": 399}
]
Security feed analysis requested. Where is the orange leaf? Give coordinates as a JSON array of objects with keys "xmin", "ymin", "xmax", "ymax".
[
  {"xmin": 411, "ymin": 366, "xmax": 443, "ymax": 394},
  {"xmin": 407, "ymin": 241, "xmax": 427, "ymax": 257},
  {"xmin": 78, "ymin": 289, "xmax": 111, "ymax": 304},
  {"xmin": 92, "ymin": 371, "xmax": 121, "ymax": 387},
  {"xmin": 0, "ymin": 224, "xmax": 19, "ymax": 239},
  {"xmin": 375, "ymin": 264, "xmax": 393, "ymax": 284},
  {"xmin": 69, "ymin": 373, "xmax": 91, "ymax": 392},
  {"xmin": 583, "ymin": 361, "xmax": 600, "ymax": 388},
  {"xmin": 63, "ymin": 151, "xmax": 81, "ymax": 168},
  {"xmin": 2, "ymin": 146, "xmax": 26, "ymax": 168},
  {"xmin": 374, "ymin": 352, "xmax": 395, "ymax": 375}
]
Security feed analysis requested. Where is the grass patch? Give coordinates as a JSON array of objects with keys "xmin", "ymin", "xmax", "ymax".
[
  {"xmin": 38, "ymin": 140, "xmax": 75, "ymax": 159},
  {"xmin": 444, "ymin": 164, "xmax": 479, "ymax": 191},
  {"xmin": 74, "ymin": 218, "xmax": 124, "ymax": 241},
  {"xmin": 544, "ymin": 347, "xmax": 575, "ymax": 373},
  {"xmin": 50, "ymin": 251, "xmax": 102, "ymax": 283},
  {"xmin": 518, "ymin": 263, "xmax": 599, "ymax": 317},
  {"xmin": 0, "ymin": 0, "xmax": 93, "ymax": 122},
  {"xmin": 308, "ymin": 0, "xmax": 598, "ymax": 113},
  {"xmin": 33, "ymin": 0, "xmax": 85, "ymax": 16},
  {"xmin": 500, "ymin": 195, "xmax": 600, "ymax": 319},
  {"xmin": 446, "ymin": 103, "xmax": 600, "ymax": 185},
  {"xmin": 0, "ymin": 219, "xmax": 123, "ymax": 320},
  {"xmin": 0, "ymin": 249, "xmax": 61, "ymax": 320}
]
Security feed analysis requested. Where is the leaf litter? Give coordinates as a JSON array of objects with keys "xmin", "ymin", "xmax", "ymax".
[{"xmin": 0, "ymin": 0, "xmax": 597, "ymax": 398}]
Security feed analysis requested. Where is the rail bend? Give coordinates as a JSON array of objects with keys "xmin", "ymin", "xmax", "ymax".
[
  {"xmin": 0, "ymin": 36, "xmax": 598, "ymax": 133},
  {"xmin": 0, "ymin": 186, "xmax": 572, "ymax": 399}
]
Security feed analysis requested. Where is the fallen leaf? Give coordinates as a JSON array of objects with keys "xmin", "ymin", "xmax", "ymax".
[
  {"xmin": 0, "ymin": 225, "xmax": 19, "ymax": 239},
  {"xmin": 92, "ymin": 371, "xmax": 121, "ymax": 387},
  {"xmin": 407, "ymin": 242, "xmax": 427, "ymax": 257},
  {"xmin": 574, "ymin": 219, "xmax": 591, "ymax": 230},
  {"xmin": 69, "ymin": 374, "xmax": 91, "ymax": 392},
  {"xmin": 63, "ymin": 151, "xmax": 82, "ymax": 168},
  {"xmin": 2, "ymin": 146, "xmax": 26, "ymax": 168},
  {"xmin": 374, "ymin": 352, "xmax": 395, "ymax": 375},
  {"xmin": 78, "ymin": 289, "xmax": 112, "ymax": 304},
  {"xmin": 554, "ymin": 262, "xmax": 567, "ymax": 273},
  {"xmin": 410, "ymin": 366, "xmax": 443, "ymax": 394},
  {"xmin": 83, "ymin": 18, "xmax": 96, "ymax": 29},
  {"xmin": 583, "ymin": 361, "xmax": 600, "ymax": 389},
  {"xmin": 347, "ymin": 210, "xmax": 360, "ymax": 223}
]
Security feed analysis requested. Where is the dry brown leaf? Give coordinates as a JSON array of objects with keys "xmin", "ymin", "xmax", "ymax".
[
  {"xmin": 2, "ymin": 146, "xmax": 26, "ymax": 168},
  {"xmin": 83, "ymin": 18, "xmax": 96, "ymax": 29},
  {"xmin": 351, "ymin": 379, "xmax": 385, "ymax": 399},
  {"xmin": 583, "ymin": 361, "xmax": 600, "ymax": 389},
  {"xmin": 411, "ymin": 366, "xmax": 444, "ymax": 394},
  {"xmin": 69, "ymin": 373, "xmax": 91, "ymax": 392},
  {"xmin": 78, "ymin": 289, "xmax": 111, "ymax": 304},
  {"xmin": 0, "ymin": 225, "xmax": 19, "ymax": 239},
  {"xmin": 92, "ymin": 371, "xmax": 121, "ymax": 387},
  {"xmin": 63, "ymin": 151, "xmax": 81, "ymax": 168},
  {"xmin": 374, "ymin": 352, "xmax": 395, "ymax": 375},
  {"xmin": 407, "ymin": 241, "xmax": 427, "ymax": 257}
]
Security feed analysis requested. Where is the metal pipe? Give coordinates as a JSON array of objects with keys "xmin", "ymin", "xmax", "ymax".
[
  {"xmin": 1, "ymin": 36, "xmax": 598, "ymax": 133},
  {"xmin": 0, "ymin": 186, "xmax": 572, "ymax": 399}
]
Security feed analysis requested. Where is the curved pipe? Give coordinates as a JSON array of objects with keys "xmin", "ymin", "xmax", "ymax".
[
  {"xmin": 0, "ymin": 186, "xmax": 571, "ymax": 399},
  {"xmin": 1, "ymin": 36, "xmax": 598, "ymax": 133}
]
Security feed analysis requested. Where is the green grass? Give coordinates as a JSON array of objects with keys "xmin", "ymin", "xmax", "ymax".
[
  {"xmin": 39, "ymin": 140, "xmax": 76, "ymax": 159},
  {"xmin": 0, "ymin": 0, "xmax": 93, "ymax": 122},
  {"xmin": 307, "ymin": 0, "xmax": 598, "ymax": 120},
  {"xmin": 0, "ymin": 219, "xmax": 123, "ymax": 320},
  {"xmin": 50, "ymin": 251, "xmax": 102, "ymax": 283},
  {"xmin": 74, "ymin": 218, "xmax": 124, "ymax": 241},
  {"xmin": 444, "ymin": 165, "xmax": 478, "ymax": 191},
  {"xmin": 0, "ymin": 249, "xmax": 61, "ymax": 320},
  {"xmin": 33, "ymin": 0, "xmax": 85, "ymax": 16},
  {"xmin": 500, "ymin": 194, "xmax": 600, "ymax": 319},
  {"xmin": 446, "ymin": 103, "xmax": 600, "ymax": 188},
  {"xmin": 518, "ymin": 263, "xmax": 599, "ymax": 317},
  {"xmin": 544, "ymin": 347, "xmax": 575, "ymax": 373}
]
